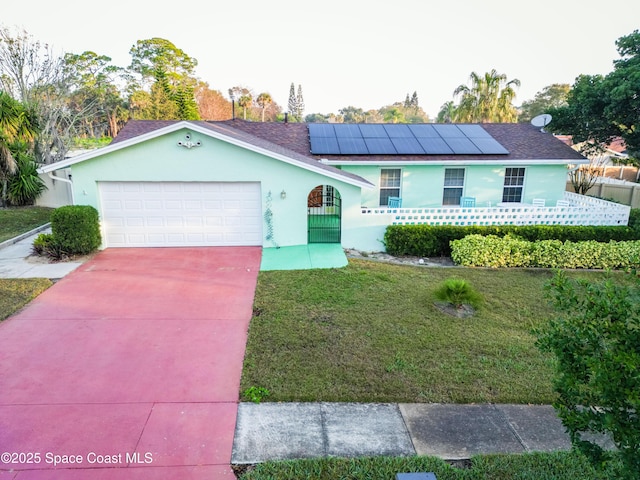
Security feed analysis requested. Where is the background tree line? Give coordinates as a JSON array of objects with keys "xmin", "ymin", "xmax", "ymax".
[{"xmin": 1, "ymin": 25, "xmax": 637, "ymax": 205}]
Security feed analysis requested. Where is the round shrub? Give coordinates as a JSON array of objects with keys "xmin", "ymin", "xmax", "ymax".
[{"xmin": 50, "ymin": 205, "xmax": 101, "ymax": 255}]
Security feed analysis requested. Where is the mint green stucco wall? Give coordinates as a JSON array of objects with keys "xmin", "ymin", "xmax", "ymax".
[
  {"xmin": 69, "ymin": 128, "xmax": 362, "ymax": 248},
  {"xmin": 341, "ymin": 163, "xmax": 569, "ymax": 207}
]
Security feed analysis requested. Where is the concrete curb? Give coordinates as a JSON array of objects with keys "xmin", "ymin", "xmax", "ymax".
[{"xmin": 0, "ymin": 223, "xmax": 51, "ymax": 251}]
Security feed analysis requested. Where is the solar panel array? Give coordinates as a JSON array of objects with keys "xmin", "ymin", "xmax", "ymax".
[{"xmin": 308, "ymin": 123, "xmax": 509, "ymax": 155}]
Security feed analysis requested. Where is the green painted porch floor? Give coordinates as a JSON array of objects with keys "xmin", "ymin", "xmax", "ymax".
[{"xmin": 260, "ymin": 244, "xmax": 348, "ymax": 271}]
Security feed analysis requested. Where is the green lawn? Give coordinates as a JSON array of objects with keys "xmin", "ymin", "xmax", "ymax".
[
  {"xmin": 0, "ymin": 206, "xmax": 53, "ymax": 243},
  {"xmin": 238, "ymin": 451, "xmax": 622, "ymax": 480},
  {"xmin": 241, "ymin": 259, "xmax": 622, "ymax": 404},
  {"xmin": 0, "ymin": 278, "xmax": 52, "ymax": 322}
]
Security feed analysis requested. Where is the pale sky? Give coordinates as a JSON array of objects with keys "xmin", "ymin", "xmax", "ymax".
[{"xmin": 2, "ymin": 0, "xmax": 639, "ymax": 119}]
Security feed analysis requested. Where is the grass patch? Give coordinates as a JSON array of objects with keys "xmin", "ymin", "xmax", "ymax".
[
  {"xmin": 0, "ymin": 206, "xmax": 53, "ymax": 243},
  {"xmin": 238, "ymin": 451, "xmax": 622, "ymax": 479},
  {"xmin": 242, "ymin": 259, "xmax": 624, "ymax": 404},
  {"xmin": 0, "ymin": 278, "xmax": 52, "ymax": 322}
]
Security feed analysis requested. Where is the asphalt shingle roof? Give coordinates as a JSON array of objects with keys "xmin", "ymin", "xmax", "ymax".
[{"xmin": 112, "ymin": 120, "xmax": 587, "ymax": 164}]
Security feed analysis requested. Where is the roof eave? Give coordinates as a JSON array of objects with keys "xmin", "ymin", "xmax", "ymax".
[{"xmin": 320, "ymin": 158, "xmax": 590, "ymax": 166}]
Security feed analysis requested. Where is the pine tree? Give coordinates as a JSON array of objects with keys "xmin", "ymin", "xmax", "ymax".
[
  {"xmin": 296, "ymin": 84, "xmax": 305, "ymax": 121},
  {"xmin": 287, "ymin": 82, "xmax": 296, "ymax": 119},
  {"xmin": 411, "ymin": 91, "xmax": 419, "ymax": 114}
]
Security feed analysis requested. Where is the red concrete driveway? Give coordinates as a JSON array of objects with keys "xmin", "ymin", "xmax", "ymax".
[{"xmin": 0, "ymin": 247, "xmax": 261, "ymax": 479}]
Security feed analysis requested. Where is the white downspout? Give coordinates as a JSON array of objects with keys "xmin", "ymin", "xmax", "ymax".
[{"xmin": 48, "ymin": 171, "xmax": 75, "ymax": 204}]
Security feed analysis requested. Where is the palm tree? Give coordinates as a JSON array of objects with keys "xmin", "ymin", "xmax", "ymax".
[
  {"xmin": 437, "ymin": 101, "xmax": 456, "ymax": 123},
  {"xmin": 453, "ymin": 70, "xmax": 520, "ymax": 122},
  {"xmin": 1, "ymin": 92, "xmax": 36, "ymax": 173},
  {"xmin": 0, "ymin": 91, "xmax": 37, "ymax": 205},
  {"xmin": 238, "ymin": 94, "xmax": 253, "ymax": 120},
  {"xmin": 256, "ymin": 92, "xmax": 273, "ymax": 122}
]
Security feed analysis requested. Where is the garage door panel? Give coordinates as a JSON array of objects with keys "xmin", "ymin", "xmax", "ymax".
[
  {"xmin": 99, "ymin": 182, "xmax": 262, "ymax": 247},
  {"xmin": 144, "ymin": 200, "xmax": 162, "ymax": 210},
  {"xmin": 126, "ymin": 217, "xmax": 144, "ymax": 227}
]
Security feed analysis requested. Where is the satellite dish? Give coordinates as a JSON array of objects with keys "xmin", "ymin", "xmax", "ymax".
[{"xmin": 531, "ymin": 113, "xmax": 552, "ymax": 129}]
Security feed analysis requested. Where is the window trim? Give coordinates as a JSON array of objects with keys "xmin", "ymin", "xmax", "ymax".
[{"xmin": 379, "ymin": 168, "xmax": 402, "ymax": 206}]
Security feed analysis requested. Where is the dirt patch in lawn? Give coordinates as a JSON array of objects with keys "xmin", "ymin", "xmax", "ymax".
[{"xmin": 345, "ymin": 248, "xmax": 456, "ymax": 267}]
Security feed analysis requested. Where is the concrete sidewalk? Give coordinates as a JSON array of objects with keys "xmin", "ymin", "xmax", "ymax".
[
  {"xmin": 0, "ymin": 226, "xmax": 86, "ymax": 279},
  {"xmin": 232, "ymin": 402, "xmax": 577, "ymax": 464}
]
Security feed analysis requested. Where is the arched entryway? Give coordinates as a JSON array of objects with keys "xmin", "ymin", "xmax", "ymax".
[{"xmin": 307, "ymin": 185, "xmax": 342, "ymax": 243}]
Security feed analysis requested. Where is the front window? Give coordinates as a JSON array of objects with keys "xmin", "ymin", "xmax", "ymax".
[
  {"xmin": 443, "ymin": 168, "xmax": 465, "ymax": 205},
  {"xmin": 379, "ymin": 168, "xmax": 401, "ymax": 206},
  {"xmin": 502, "ymin": 167, "xmax": 525, "ymax": 202}
]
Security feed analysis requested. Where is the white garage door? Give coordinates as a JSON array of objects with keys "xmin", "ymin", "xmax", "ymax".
[{"xmin": 99, "ymin": 182, "xmax": 262, "ymax": 247}]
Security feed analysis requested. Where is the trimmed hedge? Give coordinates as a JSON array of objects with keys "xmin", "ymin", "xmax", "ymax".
[
  {"xmin": 450, "ymin": 234, "xmax": 640, "ymax": 269},
  {"xmin": 384, "ymin": 222, "xmax": 640, "ymax": 257},
  {"xmin": 50, "ymin": 205, "xmax": 101, "ymax": 255}
]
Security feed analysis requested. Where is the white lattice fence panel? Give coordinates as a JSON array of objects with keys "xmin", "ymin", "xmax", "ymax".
[{"xmin": 360, "ymin": 195, "xmax": 630, "ymax": 227}]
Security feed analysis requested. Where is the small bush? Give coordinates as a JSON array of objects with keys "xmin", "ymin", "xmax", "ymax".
[
  {"xmin": 32, "ymin": 233, "xmax": 53, "ymax": 256},
  {"xmin": 50, "ymin": 205, "xmax": 101, "ymax": 255},
  {"xmin": 32, "ymin": 233, "xmax": 65, "ymax": 260},
  {"xmin": 434, "ymin": 278, "xmax": 483, "ymax": 308}
]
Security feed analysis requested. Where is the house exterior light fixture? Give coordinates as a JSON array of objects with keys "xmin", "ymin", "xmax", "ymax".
[
  {"xmin": 280, "ymin": 190, "xmax": 287, "ymax": 199},
  {"xmin": 178, "ymin": 133, "xmax": 202, "ymax": 149}
]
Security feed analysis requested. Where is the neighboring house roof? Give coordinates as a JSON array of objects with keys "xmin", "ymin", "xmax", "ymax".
[
  {"xmin": 226, "ymin": 120, "xmax": 588, "ymax": 165},
  {"xmin": 38, "ymin": 120, "xmax": 374, "ymax": 189},
  {"xmin": 553, "ymin": 135, "xmax": 628, "ymax": 159}
]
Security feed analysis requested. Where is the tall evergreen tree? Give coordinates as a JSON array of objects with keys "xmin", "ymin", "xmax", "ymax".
[
  {"xmin": 296, "ymin": 84, "xmax": 305, "ymax": 121},
  {"xmin": 410, "ymin": 91, "xmax": 419, "ymax": 111},
  {"xmin": 287, "ymin": 82, "xmax": 296, "ymax": 119}
]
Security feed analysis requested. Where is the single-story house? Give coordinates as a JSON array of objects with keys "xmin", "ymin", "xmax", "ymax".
[{"xmin": 40, "ymin": 119, "xmax": 626, "ymax": 252}]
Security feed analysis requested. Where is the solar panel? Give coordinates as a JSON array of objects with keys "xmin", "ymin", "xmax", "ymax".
[
  {"xmin": 334, "ymin": 124, "xmax": 362, "ymax": 138},
  {"xmin": 390, "ymin": 137, "xmax": 425, "ymax": 154},
  {"xmin": 364, "ymin": 137, "xmax": 397, "ymax": 154},
  {"xmin": 307, "ymin": 123, "xmax": 509, "ymax": 155},
  {"xmin": 359, "ymin": 124, "xmax": 387, "ymax": 138},
  {"xmin": 383, "ymin": 124, "xmax": 413, "ymax": 138},
  {"xmin": 337, "ymin": 137, "xmax": 368, "ymax": 154},
  {"xmin": 433, "ymin": 124, "xmax": 464, "ymax": 138},
  {"xmin": 417, "ymin": 137, "xmax": 454, "ymax": 154},
  {"xmin": 309, "ymin": 136, "xmax": 340, "ymax": 154},
  {"xmin": 456, "ymin": 124, "xmax": 491, "ymax": 138},
  {"xmin": 408, "ymin": 124, "xmax": 440, "ymax": 138},
  {"xmin": 470, "ymin": 138, "xmax": 510, "ymax": 154},
  {"xmin": 308, "ymin": 123, "xmax": 334, "ymax": 137},
  {"xmin": 443, "ymin": 137, "xmax": 482, "ymax": 154}
]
